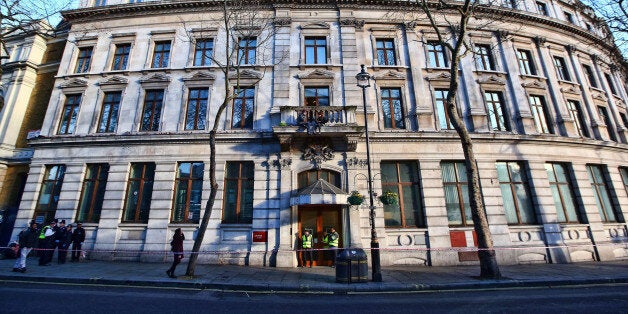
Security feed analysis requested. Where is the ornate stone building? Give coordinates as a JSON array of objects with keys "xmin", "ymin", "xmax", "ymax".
[{"xmin": 11, "ymin": 0, "xmax": 628, "ymax": 267}]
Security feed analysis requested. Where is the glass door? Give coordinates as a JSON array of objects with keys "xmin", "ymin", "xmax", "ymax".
[{"xmin": 298, "ymin": 205, "xmax": 341, "ymax": 266}]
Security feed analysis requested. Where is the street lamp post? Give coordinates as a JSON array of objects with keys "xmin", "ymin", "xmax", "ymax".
[{"xmin": 355, "ymin": 64, "xmax": 382, "ymax": 282}]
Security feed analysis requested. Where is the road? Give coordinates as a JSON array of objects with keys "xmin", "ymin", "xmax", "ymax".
[{"xmin": 1, "ymin": 281, "xmax": 627, "ymax": 313}]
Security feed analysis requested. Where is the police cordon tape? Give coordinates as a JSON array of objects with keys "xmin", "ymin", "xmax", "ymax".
[{"xmin": 1, "ymin": 242, "xmax": 625, "ymax": 256}]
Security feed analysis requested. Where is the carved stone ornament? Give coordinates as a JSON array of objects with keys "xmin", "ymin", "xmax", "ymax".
[
  {"xmin": 339, "ymin": 19, "xmax": 365, "ymax": 30},
  {"xmin": 425, "ymin": 71, "xmax": 451, "ymax": 81},
  {"xmin": 591, "ymin": 92, "xmax": 607, "ymax": 101},
  {"xmin": 521, "ymin": 80, "xmax": 547, "ymax": 90},
  {"xmin": 139, "ymin": 73, "xmax": 170, "ymax": 84},
  {"xmin": 273, "ymin": 158, "xmax": 292, "ymax": 169},
  {"xmin": 347, "ymin": 156, "xmax": 368, "ymax": 168},
  {"xmin": 302, "ymin": 144, "xmax": 334, "ymax": 169},
  {"xmin": 182, "ymin": 71, "xmax": 216, "ymax": 82},
  {"xmin": 273, "ymin": 17, "xmax": 292, "ymax": 26},
  {"xmin": 373, "ymin": 70, "xmax": 406, "ymax": 81},
  {"xmin": 59, "ymin": 78, "xmax": 88, "ymax": 89},
  {"xmin": 560, "ymin": 85, "xmax": 581, "ymax": 95},
  {"xmin": 476, "ymin": 75, "xmax": 506, "ymax": 86},
  {"xmin": 99, "ymin": 76, "xmax": 128, "ymax": 86},
  {"xmin": 228, "ymin": 68, "xmax": 262, "ymax": 80},
  {"xmin": 533, "ymin": 36, "xmax": 546, "ymax": 47},
  {"xmin": 297, "ymin": 69, "xmax": 335, "ymax": 80}
]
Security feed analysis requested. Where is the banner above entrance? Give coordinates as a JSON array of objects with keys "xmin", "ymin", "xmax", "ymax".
[{"xmin": 291, "ymin": 179, "xmax": 348, "ymax": 205}]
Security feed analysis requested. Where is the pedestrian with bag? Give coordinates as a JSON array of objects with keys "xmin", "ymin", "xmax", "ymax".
[
  {"xmin": 13, "ymin": 221, "xmax": 38, "ymax": 272},
  {"xmin": 166, "ymin": 228, "xmax": 184, "ymax": 278}
]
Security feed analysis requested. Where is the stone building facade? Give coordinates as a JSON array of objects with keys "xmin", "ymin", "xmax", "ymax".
[{"xmin": 11, "ymin": 0, "xmax": 628, "ymax": 267}]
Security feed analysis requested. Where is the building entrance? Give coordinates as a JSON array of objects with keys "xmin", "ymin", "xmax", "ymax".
[{"xmin": 298, "ymin": 205, "xmax": 341, "ymax": 266}]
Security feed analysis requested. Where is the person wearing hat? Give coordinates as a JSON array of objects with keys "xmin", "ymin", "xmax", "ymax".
[
  {"xmin": 56, "ymin": 223, "xmax": 73, "ymax": 264},
  {"xmin": 38, "ymin": 219, "xmax": 56, "ymax": 266},
  {"xmin": 52, "ymin": 220, "xmax": 68, "ymax": 264},
  {"xmin": 71, "ymin": 222, "xmax": 86, "ymax": 262},
  {"xmin": 13, "ymin": 221, "xmax": 38, "ymax": 272}
]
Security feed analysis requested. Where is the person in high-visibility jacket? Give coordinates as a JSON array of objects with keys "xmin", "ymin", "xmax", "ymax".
[
  {"xmin": 322, "ymin": 231, "xmax": 330, "ymax": 264},
  {"xmin": 328, "ymin": 227, "xmax": 339, "ymax": 267},
  {"xmin": 300, "ymin": 230, "xmax": 313, "ymax": 268}
]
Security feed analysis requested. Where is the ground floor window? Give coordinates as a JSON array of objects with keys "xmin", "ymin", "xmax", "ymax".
[
  {"xmin": 122, "ymin": 163, "xmax": 155, "ymax": 223},
  {"xmin": 441, "ymin": 161, "xmax": 472, "ymax": 226},
  {"xmin": 172, "ymin": 162, "xmax": 204, "ymax": 223},
  {"xmin": 545, "ymin": 162, "xmax": 581, "ymax": 223},
  {"xmin": 380, "ymin": 161, "xmax": 424, "ymax": 228},
  {"xmin": 76, "ymin": 164, "xmax": 109, "ymax": 223},
  {"xmin": 587, "ymin": 165, "xmax": 621, "ymax": 222},
  {"xmin": 496, "ymin": 161, "xmax": 536, "ymax": 224},
  {"xmin": 223, "ymin": 161, "xmax": 254, "ymax": 224},
  {"xmin": 34, "ymin": 165, "xmax": 66, "ymax": 224}
]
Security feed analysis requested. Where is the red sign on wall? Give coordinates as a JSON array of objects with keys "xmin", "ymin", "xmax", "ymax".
[{"xmin": 253, "ymin": 231, "xmax": 267, "ymax": 242}]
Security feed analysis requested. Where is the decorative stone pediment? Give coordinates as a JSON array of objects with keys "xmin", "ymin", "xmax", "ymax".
[
  {"xmin": 521, "ymin": 80, "xmax": 547, "ymax": 90},
  {"xmin": 476, "ymin": 74, "xmax": 506, "ymax": 86},
  {"xmin": 183, "ymin": 71, "xmax": 216, "ymax": 82},
  {"xmin": 301, "ymin": 22, "xmax": 330, "ymax": 30},
  {"xmin": 139, "ymin": 73, "xmax": 170, "ymax": 84},
  {"xmin": 374, "ymin": 70, "xmax": 406, "ymax": 81},
  {"xmin": 302, "ymin": 143, "xmax": 334, "ymax": 169},
  {"xmin": 560, "ymin": 85, "xmax": 581, "ymax": 95},
  {"xmin": 425, "ymin": 71, "xmax": 451, "ymax": 81},
  {"xmin": 297, "ymin": 69, "xmax": 335, "ymax": 80},
  {"xmin": 59, "ymin": 78, "xmax": 88, "ymax": 89},
  {"xmin": 228, "ymin": 68, "xmax": 262, "ymax": 80},
  {"xmin": 99, "ymin": 76, "xmax": 128, "ymax": 86},
  {"xmin": 591, "ymin": 92, "xmax": 607, "ymax": 102},
  {"xmin": 340, "ymin": 19, "xmax": 365, "ymax": 30}
]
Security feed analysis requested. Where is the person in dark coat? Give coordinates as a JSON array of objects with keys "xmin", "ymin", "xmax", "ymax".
[
  {"xmin": 13, "ymin": 221, "xmax": 38, "ymax": 272},
  {"xmin": 166, "ymin": 228, "xmax": 185, "ymax": 278},
  {"xmin": 71, "ymin": 222, "xmax": 86, "ymax": 262},
  {"xmin": 39, "ymin": 220, "xmax": 57, "ymax": 266},
  {"xmin": 57, "ymin": 224, "xmax": 73, "ymax": 264}
]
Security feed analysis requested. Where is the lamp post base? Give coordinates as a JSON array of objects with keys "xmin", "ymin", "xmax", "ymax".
[{"xmin": 371, "ymin": 240, "xmax": 383, "ymax": 282}]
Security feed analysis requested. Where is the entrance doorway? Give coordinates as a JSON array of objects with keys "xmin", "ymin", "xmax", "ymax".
[{"xmin": 298, "ymin": 205, "xmax": 341, "ymax": 266}]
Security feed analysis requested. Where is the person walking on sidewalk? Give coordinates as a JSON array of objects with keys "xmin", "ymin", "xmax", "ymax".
[
  {"xmin": 71, "ymin": 222, "xmax": 86, "ymax": 262},
  {"xmin": 38, "ymin": 220, "xmax": 56, "ymax": 266},
  {"xmin": 13, "ymin": 221, "xmax": 38, "ymax": 272},
  {"xmin": 300, "ymin": 230, "xmax": 313, "ymax": 268},
  {"xmin": 328, "ymin": 227, "xmax": 339, "ymax": 268},
  {"xmin": 166, "ymin": 228, "xmax": 184, "ymax": 278}
]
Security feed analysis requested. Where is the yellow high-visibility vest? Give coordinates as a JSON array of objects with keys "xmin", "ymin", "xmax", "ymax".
[
  {"xmin": 328, "ymin": 232, "xmax": 339, "ymax": 247},
  {"xmin": 302, "ymin": 234, "xmax": 313, "ymax": 249}
]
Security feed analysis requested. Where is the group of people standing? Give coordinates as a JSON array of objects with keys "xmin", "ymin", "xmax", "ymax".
[
  {"xmin": 300, "ymin": 227, "xmax": 339, "ymax": 268},
  {"xmin": 12, "ymin": 219, "xmax": 85, "ymax": 273}
]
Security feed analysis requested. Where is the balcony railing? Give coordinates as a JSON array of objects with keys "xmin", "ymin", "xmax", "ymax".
[{"xmin": 280, "ymin": 106, "xmax": 357, "ymax": 126}]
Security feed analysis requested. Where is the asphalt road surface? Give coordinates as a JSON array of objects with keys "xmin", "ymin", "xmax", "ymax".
[{"xmin": 1, "ymin": 281, "xmax": 627, "ymax": 313}]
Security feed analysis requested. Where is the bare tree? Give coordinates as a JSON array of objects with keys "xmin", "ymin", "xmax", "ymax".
[
  {"xmin": 581, "ymin": 0, "xmax": 628, "ymax": 56},
  {"xmin": 181, "ymin": 0, "xmax": 280, "ymax": 276}
]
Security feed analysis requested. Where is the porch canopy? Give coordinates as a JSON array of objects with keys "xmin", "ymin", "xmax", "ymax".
[{"xmin": 290, "ymin": 179, "xmax": 348, "ymax": 205}]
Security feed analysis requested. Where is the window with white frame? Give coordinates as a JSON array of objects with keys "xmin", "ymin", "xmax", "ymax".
[
  {"xmin": 426, "ymin": 41, "xmax": 448, "ymax": 68},
  {"xmin": 484, "ymin": 91, "xmax": 509, "ymax": 131},
  {"xmin": 376, "ymin": 38, "xmax": 396, "ymax": 66},
  {"xmin": 529, "ymin": 95, "xmax": 552, "ymax": 134}
]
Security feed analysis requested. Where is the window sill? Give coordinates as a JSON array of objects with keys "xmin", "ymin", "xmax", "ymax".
[
  {"xmin": 220, "ymin": 223, "xmax": 252, "ymax": 229},
  {"xmin": 118, "ymin": 223, "xmax": 148, "ymax": 230}
]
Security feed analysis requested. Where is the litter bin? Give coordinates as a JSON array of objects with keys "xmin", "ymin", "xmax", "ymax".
[{"xmin": 335, "ymin": 247, "xmax": 368, "ymax": 283}]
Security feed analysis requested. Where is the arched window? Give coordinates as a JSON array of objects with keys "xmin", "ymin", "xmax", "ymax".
[{"xmin": 298, "ymin": 169, "xmax": 341, "ymax": 190}]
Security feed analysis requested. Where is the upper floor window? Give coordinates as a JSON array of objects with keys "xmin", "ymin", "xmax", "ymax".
[
  {"xmin": 434, "ymin": 89, "xmax": 454, "ymax": 130},
  {"xmin": 140, "ymin": 90, "xmax": 164, "ymax": 131},
  {"xmin": 304, "ymin": 87, "xmax": 329, "ymax": 107},
  {"xmin": 381, "ymin": 88, "xmax": 405, "ymax": 129},
  {"xmin": 122, "ymin": 163, "xmax": 155, "ymax": 223},
  {"xmin": 620, "ymin": 112, "xmax": 628, "ymax": 129},
  {"xmin": 238, "ymin": 37, "xmax": 256, "ymax": 65},
  {"xmin": 232, "ymin": 87, "xmax": 254, "ymax": 129},
  {"xmin": 529, "ymin": 95, "xmax": 552, "ymax": 134},
  {"xmin": 545, "ymin": 162, "xmax": 581, "ymax": 223},
  {"xmin": 34, "ymin": 165, "xmax": 66, "ymax": 224},
  {"xmin": 185, "ymin": 88, "xmax": 209, "ymax": 130},
  {"xmin": 598, "ymin": 105, "xmax": 617, "ymax": 141},
  {"xmin": 582, "ymin": 64, "xmax": 597, "ymax": 88},
  {"xmin": 587, "ymin": 165, "xmax": 621, "ymax": 223},
  {"xmin": 553, "ymin": 56, "xmax": 571, "ymax": 81},
  {"xmin": 426, "ymin": 41, "xmax": 448, "ymax": 68},
  {"xmin": 441, "ymin": 161, "xmax": 472, "ymax": 226},
  {"xmin": 94, "ymin": 0, "xmax": 106, "ymax": 6},
  {"xmin": 376, "ymin": 39, "xmax": 396, "ymax": 66},
  {"xmin": 516, "ymin": 49, "xmax": 536, "ymax": 75},
  {"xmin": 381, "ymin": 161, "xmax": 424, "ymax": 228},
  {"xmin": 566, "ymin": 100, "xmax": 589, "ymax": 138},
  {"xmin": 193, "ymin": 39, "xmax": 213, "ymax": 66},
  {"xmin": 496, "ymin": 161, "xmax": 536, "ymax": 225},
  {"xmin": 151, "ymin": 41, "xmax": 171, "ymax": 68},
  {"xmin": 112, "ymin": 43, "xmax": 131, "ymax": 71},
  {"xmin": 76, "ymin": 164, "xmax": 109, "ymax": 223},
  {"xmin": 172, "ymin": 162, "xmax": 204, "ymax": 223},
  {"xmin": 620, "ymin": 167, "xmax": 628, "ymax": 197},
  {"xmin": 305, "ymin": 37, "xmax": 326, "ymax": 64},
  {"xmin": 98, "ymin": 91, "xmax": 122, "ymax": 133},
  {"xmin": 564, "ymin": 12, "xmax": 574, "ymax": 24},
  {"xmin": 484, "ymin": 91, "xmax": 509, "ymax": 131},
  {"xmin": 75, "ymin": 47, "xmax": 93, "ymax": 73},
  {"xmin": 223, "ymin": 161, "xmax": 254, "ymax": 224},
  {"xmin": 474, "ymin": 44, "xmax": 495, "ymax": 71},
  {"xmin": 604, "ymin": 73, "xmax": 617, "ymax": 95},
  {"xmin": 58, "ymin": 94, "xmax": 81, "ymax": 135},
  {"xmin": 536, "ymin": 2, "xmax": 549, "ymax": 16}
]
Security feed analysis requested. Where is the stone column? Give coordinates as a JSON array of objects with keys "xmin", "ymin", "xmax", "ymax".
[{"xmin": 275, "ymin": 154, "xmax": 295, "ymax": 267}]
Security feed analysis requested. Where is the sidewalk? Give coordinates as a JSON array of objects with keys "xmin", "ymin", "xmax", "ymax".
[{"xmin": 1, "ymin": 258, "xmax": 626, "ymax": 293}]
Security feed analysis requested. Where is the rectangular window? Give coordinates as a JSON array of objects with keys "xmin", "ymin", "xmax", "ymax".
[
  {"xmin": 441, "ymin": 161, "xmax": 472, "ymax": 226},
  {"xmin": 98, "ymin": 91, "xmax": 122, "ymax": 133},
  {"xmin": 376, "ymin": 39, "xmax": 396, "ymax": 66},
  {"xmin": 381, "ymin": 161, "xmax": 424, "ymax": 228},
  {"xmin": 434, "ymin": 89, "xmax": 454, "ymax": 130},
  {"xmin": 95, "ymin": 0, "xmax": 106, "ymax": 6},
  {"xmin": 381, "ymin": 88, "xmax": 405, "ymax": 129},
  {"xmin": 75, "ymin": 47, "xmax": 93, "ymax": 73},
  {"xmin": 545, "ymin": 162, "xmax": 581, "ymax": 223},
  {"xmin": 496, "ymin": 161, "xmax": 536, "ymax": 224},
  {"xmin": 566, "ymin": 100, "xmax": 589, "ymax": 137},
  {"xmin": 304, "ymin": 86, "xmax": 329, "ymax": 106},
  {"xmin": 185, "ymin": 88, "xmax": 208, "ymax": 130},
  {"xmin": 172, "ymin": 162, "xmax": 204, "ymax": 223},
  {"xmin": 238, "ymin": 38, "xmax": 256, "ymax": 65},
  {"xmin": 122, "ymin": 163, "xmax": 155, "ymax": 223},
  {"xmin": 598, "ymin": 106, "xmax": 617, "ymax": 141},
  {"xmin": 587, "ymin": 165, "xmax": 620, "ymax": 223},
  {"xmin": 140, "ymin": 90, "xmax": 164, "ymax": 131},
  {"xmin": 604, "ymin": 73, "xmax": 617, "ymax": 95},
  {"xmin": 112, "ymin": 43, "xmax": 131, "ymax": 71},
  {"xmin": 223, "ymin": 161, "xmax": 254, "ymax": 224},
  {"xmin": 58, "ymin": 94, "xmax": 81, "ymax": 135},
  {"xmin": 529, "ymin": 95, "xmax": 552, "ymax": 134},
  {"xmin": 582, "ymin": 64, "xmax": 597, "ymax": 88},
  {"xmin": 516, "ymin": 49, "xmax": 536, "ymax": 75},
  {"xmin": 305, "ymin": 37, "xmax": 326, "ymax": 64},
  {"xmin": 232, "ymin": 87, "xmax": 255, "ymax": 129},
  {"xmin": 536, "ymin": 2, "xmax": 548, "ymax": 16},
  {"xmin": 474, "ymin": 44, "xmax": 495, "ymax": 71},
  {"xmin": 553, "ymin": 56, "xmax": 571, "ymax": 81},
  {"xmin": 620, "ymin": 167, "xmax": 628, "ymax": 197},
  {"xmin": 426, "ymin": 41, "xmax": 448, "ymax": 68},
  {"xmin": 485, "ymin": 91, "xmax": 509, "ymax": 131},
  {"xmin": 564, "ymin": 12, "xmax": 574, "ymax": 24},
  {"xmin": 151, "ymin": 41, "xmax": 171, "ymax": 68},
  {"xmin": 76, "ymin": 164, "xmax": 109, "ymax": 223},
  {"xmin": 193, "ymin": 39, "xmax": 213, "ymax": 66},
  {"xmin": 620, "ymin": 112, "xmax": 628, "ymax": 129},
  {"xmin": 34, "ymin": 165, "xmax": 66, "ymax": 223}
]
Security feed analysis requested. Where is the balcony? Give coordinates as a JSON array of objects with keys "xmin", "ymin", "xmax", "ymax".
[{"xmin": 273, "ymin": 105, "xmax": 364, "ymax": 152}]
